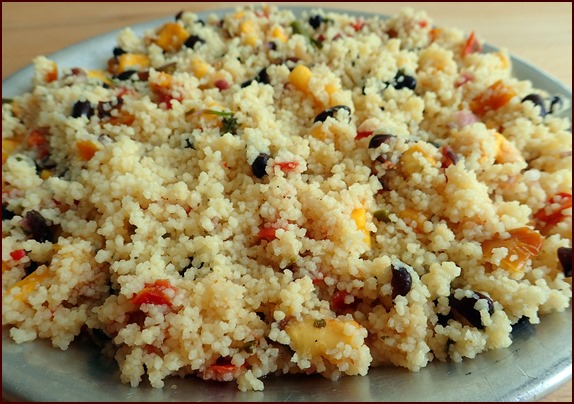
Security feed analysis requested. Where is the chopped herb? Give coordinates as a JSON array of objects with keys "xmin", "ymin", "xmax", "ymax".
[
  {"xmin": 313, "ymin": 318, "xmax": 327, "ymax": 328},
  {"xmin": 242, "ymin": 340, "xmax": 258, "ymax": 353},
  {"xmin": 157, "ymin": 62, "xmax": 177, "ymax": 74},
  {"xmin": 374, "ymin": 209, "xmax": 390, "ymax": 222},
  {"xmin": 204, "ymin": 109, "xmax": 234, "ymax": 117},
  {"xmin": 222, "ymin": 116, "xmax": 239, "ymax": 135},
  {"xmin": 290, "ymin": 21, "xmax": 323, "ymax": 49}
]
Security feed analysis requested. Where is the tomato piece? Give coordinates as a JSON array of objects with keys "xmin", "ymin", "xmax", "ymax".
[
  {"xmin": 154, "ymin": 91, "xmax": 182, "ymax": 110},
  {"xmin": 470, "ymin": 80, "xmax": 516, "ymax": 117},
  {"xmin": 355, "ymin": 130, "xmax": 373, "ymax": 140},
  {"xmin": 276, "ymin": 161, "xmax": 298, "ymax": 172},
  {"xmin": 10, "ymin": 249, "xmax": 26, "ymax": 260},
  {"xmin": 331, "ymin": 290, "xmax": 359, "ymax": 312},
  {"xmin": 534, "ymin": 193, "xmax": 572, "ymax": 233},
  {"xmin": 258, "ymin": 226, "xmax": 277, "ymax": 241},
  {"xmin": 203, "ymin": 357, "xmax": 240, "ymax": 382},
  {"xmin": 131, "ymin": 279, "xmax": 174, "ymax": 306},
  {"xmin": 352, "ymin": 19, "xmax": 365, "ymax": 32},
  {"xmin": 482, "ymin": 227, "xmax": 544, "ymax": 273},
  {"xmin": 462, "ymin": 31, "xmax": 482, "ymax": 57},
  {"xmin": 27, "ymin": 128, "xmax": 50, "ymax": 158}
]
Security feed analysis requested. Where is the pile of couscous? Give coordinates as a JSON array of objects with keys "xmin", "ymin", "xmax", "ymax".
[{"xmin": 2, "ymin": 4, "xmax": 572, "ymax": 392}]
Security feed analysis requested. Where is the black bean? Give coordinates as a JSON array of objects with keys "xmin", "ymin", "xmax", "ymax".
[
  {"xmin": 557, "ymin": 247, "xmax": 572, "ymax": 277},
  {"xmin": 21, "ymin": 210, "xmax": 52, "ymax": 243},
  {"xmin": 436, "ymin": 313, "xmax": 451, "ymax": 326},
  {"xmin": 241, "ymin": 68, "xmax": 271, "ymax": 88},
  {"xmin": 252, "ymin": 153, "xmax": 270, "ymax": 178},
  {"xmin": 267, "ymin": 41, "xmax": 277, "ymax": 51},
  {"xmin": 449, "ymin": 291, "xmax": 494, "ymax": 329},
  {"xmin": 368, "ymin": 134, "xmax": 395, "ymax": 149},
  {"xmin": 71, "ymin": 100, "xmax": 94, "ymax": 119},
  {"xmin": 549, "ymin": 95, "xmax": 564, "ymax": 115},
  {"xmin": 114, "ymin": 70, "xmax": 137, "ymax": 81},
  {"xmin": 441, "ymin": 145, "xmax": 459, "ymax": 167},
  {"xmin": 309, "ymin": 15, "xmax": 324, "ymax": 29},
  {"xmin": 183, "ymin": 35, "xmax": 205, "ymax": 49},
  {"xmin": 2, "ymin": 204, "xmax": 15, "ymax": 221},
  {"xmin": 256, "ymin": 67, "xmax": 270, "ymax": 84},
  {"xmin": 24, "ymin": 261, "xmax": 41, "ymax": 276},
  {"xmin": 112, "ymin": 47, "xmax": 126, "ymax": 57},
  {"xmin": 521, "ymin": 93, "xmax": 547, "ymax": 116},
  {"xmin": 175, "ymin": 10, "xmax": 184, "ymax": 21},
  {"xmin": 392, "ymin": 72, "xmax": 417, "ymax": 90},
  {"xmin": 313, "ymin": 105, "xmax": 351, "ymax": 123},
  {"xmin": 391, "ymin": 263, "xmax": 412, "ymax": 299}
]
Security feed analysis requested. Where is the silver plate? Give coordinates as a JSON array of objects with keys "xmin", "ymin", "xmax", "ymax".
[{"xmin": 2, "ymin": 7, "xmax": 572, "ymax": 402}]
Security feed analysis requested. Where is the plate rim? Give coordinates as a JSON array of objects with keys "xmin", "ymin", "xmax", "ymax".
[{"xmin": 2, "ymin": 5, "xmax": 572, "ymax": 402}]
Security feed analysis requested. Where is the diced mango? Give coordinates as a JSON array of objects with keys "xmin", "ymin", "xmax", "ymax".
[
  {"xmin": 45, "ymin": 60, "xmax": 58, "ymax": 83},
  {"xmin": 270, "ymin": 26, "xmax": 288, "ymax": 43},
  {"xmin": 6, "ymin": 268, "xmax": 51, "ymax": 303},
  {"xmin": 87, "ymin": 70, "xmax": 113, "ymax": 86},
  {"xmin": 239, "ymin": 20, "xmax": 255, "ymax": 35},
  {"xmin": 110, "ymin": 54, "xmax": 150, "ymax": 75},
  {"xmin": 289, "ymin": 65, "xmax": 312, "ymax": 93},
  {"xmin": 150, "ymin": 71, "xmax": 173, "ymax": 92},
  {"xmin": 401, "ymin": 144, "xmax": 437, "ymax": 174},
  {"xmin": 76, "ymin": 140, "xmax": 100, "ymax": 161},
  {"xmin": 191, "ymin": 58, "xmax": 209, "ymax": 78},
  {"xmin": 39, "ymin": 169, "xmax": 52, "ymax": 180},
  {"xmin": 285, "ymin": 317, "xmax": 363, "ymax": 365},
  {"xmin": 2, "ymin": 261, "xmax": 9, "ymax": 273},
  {"xmin": 244, "ymin": 34, "xmax": 258, "ymax": 47},
  {"xmin": 2, "ymin": 139, "xmax": 20, "ymax": 164},
  {"xmin": 494, "ymin": 132, "xmax": 523, "ymax": 164},
  {"xmin": 351, "ymin": 208, "xmax": 371, "ymax": 246},
  {"xmin": 155, "ymin": 22, "xmax": 189, "ymax": 52},
  {"xmin": 310, "ymin": 124, "xmax": 327, "ymax": 140},
  {"xmin": 470, "ymin": 80, "xmax": 516, "ymax": 117},
  {"xmin": 398, "ymin": 207, "xmax": 425, "ymax": 233},
  {"xmin": 482, "ymin": 227, "xmax": 543, "ymax": 273}
]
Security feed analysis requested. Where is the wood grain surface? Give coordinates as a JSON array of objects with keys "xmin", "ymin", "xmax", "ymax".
[{"xmin": 2, "ymin": 2, "xmax": 572, "ymax": 402}]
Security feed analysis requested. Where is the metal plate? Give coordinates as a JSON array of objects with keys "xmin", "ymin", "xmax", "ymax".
[{"xmin": 2, "ymin": 6, "xmax": 572, "ymax": 402}]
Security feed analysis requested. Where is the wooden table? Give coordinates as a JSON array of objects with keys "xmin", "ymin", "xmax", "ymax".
[{"xmin": 2, "ymin": 2, "xmax": 571, "ymax": 402}]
